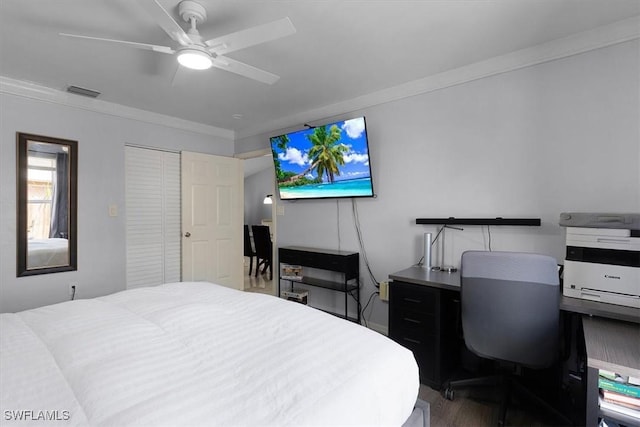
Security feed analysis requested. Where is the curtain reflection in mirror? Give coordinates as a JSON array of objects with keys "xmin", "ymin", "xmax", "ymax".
[{"xmin": 50, "ymin": 151, "xmax": 69, "ymax": 239}]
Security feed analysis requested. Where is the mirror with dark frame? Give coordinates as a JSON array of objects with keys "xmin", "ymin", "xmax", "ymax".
[{"xmin": 16, "ymin": 132, "xmax": 77, "ymax": 277}]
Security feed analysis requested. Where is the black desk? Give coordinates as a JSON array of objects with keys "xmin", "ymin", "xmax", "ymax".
[
  {"xmin": 389, "ymin": 265, "xmax": 640, "ymax": 323},
  {"xmin": 389, "ymin": 266, "xmax": 461, "ymax": 292},
  {"xmin": 388, "ymin": 265, "xmax": 640, "ymax": 424},
  {"xmin": 388, "ymin": 267, "xmax": 462, "ymax": 389}
]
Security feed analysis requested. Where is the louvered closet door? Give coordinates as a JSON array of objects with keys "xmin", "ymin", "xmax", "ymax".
[{"xmin": 126, "ymin": 146, "xmax": 181, "ymax": 288}]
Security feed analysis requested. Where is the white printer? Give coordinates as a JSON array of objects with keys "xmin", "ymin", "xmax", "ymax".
[{"xmin": 560, "ymin": 213, "xmax": 640, "ymax": 308}]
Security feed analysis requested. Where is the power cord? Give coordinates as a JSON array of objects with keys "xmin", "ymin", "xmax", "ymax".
[
  {"xmin": 348, "ymin": 290, "xmax": 364, "ymax": 324},
  {"xmin": 351, "ymin": 199, "xmax": 379, "ymax": 288},
  {"xmin": 360, "ymin": 291, "xmax": 379, "ymax": 328},
  {"xmin": 336, "ymin": 199, "xmax": 341, "ymax": 252}
]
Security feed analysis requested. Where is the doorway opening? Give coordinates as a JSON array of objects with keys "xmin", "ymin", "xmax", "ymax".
[{"xmin": 238, "ymin": 149, "xmax": 277, "ymax": 296}]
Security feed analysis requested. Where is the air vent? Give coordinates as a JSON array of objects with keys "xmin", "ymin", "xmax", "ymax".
[{"xmin": 66, "ymin": 85, "xmax": 100, "ymax": 98}]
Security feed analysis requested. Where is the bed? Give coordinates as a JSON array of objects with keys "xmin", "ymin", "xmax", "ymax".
[
  {"xmin": 1, "ymin": 281, "xmax": 426, "ymax": 426},
  {"xmin": 27, "ymin": 238, "xmax": 69, "ymax": 268}
]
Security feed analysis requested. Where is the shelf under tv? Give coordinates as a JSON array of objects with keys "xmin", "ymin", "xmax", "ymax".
[
  {"xmin": 278, "ymin": 246, "xmax": 360, "ymax": 323},
  {"xmin": 284, "ymin": 276, "xmax": 359, "ymax": 293}
]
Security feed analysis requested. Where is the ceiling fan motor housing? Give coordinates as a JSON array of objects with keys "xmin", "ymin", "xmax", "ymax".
[{"xmin": 179, "ymin": 1, "xmax": 207, "ymax": 25}]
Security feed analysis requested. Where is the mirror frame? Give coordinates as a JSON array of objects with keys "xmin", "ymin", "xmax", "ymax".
[{"xmin": 16, "ymin": 132, "xmax": 78, "ymax": 277}]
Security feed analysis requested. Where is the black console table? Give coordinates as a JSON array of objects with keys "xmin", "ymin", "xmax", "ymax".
[{"xmin": 278, "ymin": 246, "xmax": 360, "ymax": 323}]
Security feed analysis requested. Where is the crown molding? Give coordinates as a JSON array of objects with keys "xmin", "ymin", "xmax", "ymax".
[
  {"xmin": 235, "ymin": 16, "xmax": 640, "ymax": 141},
  {"xmin": 2, "ymin": 15, "xmax": 638, "ymax": 144},
  {"xmin": 0, "ymin": 76, "xmax": 235, "ymax": 140}
]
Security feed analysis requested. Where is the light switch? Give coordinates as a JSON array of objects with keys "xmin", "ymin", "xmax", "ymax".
[
  {"xmin": 277, "ymin": 205, "xmax": 285, "ymax": 216},
  {"xmin": 108, "ymin": 204, "xmax": 118, "ymax": 217}
]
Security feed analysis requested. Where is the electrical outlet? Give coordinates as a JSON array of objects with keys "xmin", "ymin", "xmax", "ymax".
[
  {"xmin": 379, "ymin": 281, "xmax": 389, "ymax": 301},
  {"xmin": 69, "ymin": 282, "xmax": 77, "ymax": 298}
]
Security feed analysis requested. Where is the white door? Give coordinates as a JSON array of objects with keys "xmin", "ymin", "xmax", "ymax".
[{"xmin": 181, "ymin": 151, "xmax": 243, "ymax": 289}]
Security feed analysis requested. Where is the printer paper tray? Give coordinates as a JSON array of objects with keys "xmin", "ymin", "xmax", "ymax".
[{"xmin": 563, "ymin": 287, "xmax": 640, "ymax": 309}]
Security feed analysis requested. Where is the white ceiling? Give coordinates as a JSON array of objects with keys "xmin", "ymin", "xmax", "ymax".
[{"xmin": 1, "ymin": 0, "xmax": 639, "ymax": 137}]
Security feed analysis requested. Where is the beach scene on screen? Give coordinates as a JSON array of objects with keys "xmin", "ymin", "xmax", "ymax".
[{"xmin": 270, "ymin": 117, "xmax": 373, "ymax": 200}]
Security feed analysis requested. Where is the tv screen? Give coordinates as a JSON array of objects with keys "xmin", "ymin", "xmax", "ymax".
[{"xmin": 270, "ymin": 116, "xmax": 374, "ymax": 201}]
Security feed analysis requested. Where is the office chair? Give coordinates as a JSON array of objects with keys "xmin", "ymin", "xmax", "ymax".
[
  {"xmin": 251, "ymin": 225, "xmax": 272, "ymax": 280},
  {"xmin": 244, "ymin": 225, "xmax": 256, "ymax": 275},
  {"xmin": 443, "ymin": 251, "xmax": 568, "ymax": 426}
]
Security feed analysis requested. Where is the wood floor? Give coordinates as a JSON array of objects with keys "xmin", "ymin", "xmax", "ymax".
[{"xmin": 418, "ymin": 383, "xmax": 571, "ymax": 427}]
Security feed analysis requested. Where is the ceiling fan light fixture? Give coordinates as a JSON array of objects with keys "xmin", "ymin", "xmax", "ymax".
[{"xmin": 177, "ymin": 48, "xmax": 212, "ymax": 70}]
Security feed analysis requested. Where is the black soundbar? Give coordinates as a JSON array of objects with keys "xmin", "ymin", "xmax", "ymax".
[{"xmin": 415, "ymin": 218, "xmax": 541, "ymax": 226}]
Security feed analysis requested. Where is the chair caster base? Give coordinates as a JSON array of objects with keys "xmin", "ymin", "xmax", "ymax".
[{"xmin": 443, "ymin": 387, "xmax": 455, "ymax": 401}]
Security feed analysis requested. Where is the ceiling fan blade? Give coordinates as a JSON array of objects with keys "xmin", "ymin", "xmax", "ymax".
[
  {"xmin": 60, "ymin": 33, "xmax": 175, "ymax": 54},
  {"xmin": 212, "ymin": 56, "xmax": 280, "ymax": 85},
  {"xmin": 139, "ymin": 0, "xmax": 192, "ymax": 46},
  {"xmin": 205, "ymin": 17, "xmax": 296, "ymax": 55}
]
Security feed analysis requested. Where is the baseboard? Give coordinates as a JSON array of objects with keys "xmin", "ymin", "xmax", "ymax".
[{"xmin": 367, "ymin": 321, "xmax": 388, "ymax": 336}]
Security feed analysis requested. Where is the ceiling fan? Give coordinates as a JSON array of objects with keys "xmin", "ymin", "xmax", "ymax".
[{"xmin": 60, "ymin": 0, "xmax": 296, "ymax": 84}]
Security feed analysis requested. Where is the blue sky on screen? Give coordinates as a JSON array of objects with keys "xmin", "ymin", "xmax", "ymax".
[{"xmin": 274, "ymin": 117, "xmax": 371, "ymax": 182}]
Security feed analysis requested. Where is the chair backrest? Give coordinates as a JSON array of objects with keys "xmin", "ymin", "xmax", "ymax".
[
  {"xmin": 244, "ymin": 225, "xmax": 254, "ymax": 256},
  {"xmin": 460, "ymin": 251, "xmax": 560, "ymax": 369},
  {"xmin": 251, "ymin": 225, "xmax": 272, "ymax": 259}
]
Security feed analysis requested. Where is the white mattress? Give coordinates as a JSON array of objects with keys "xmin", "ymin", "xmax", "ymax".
[{"xmin": 1, "ymin": 282, "xmax": 419, "ymax": 426}]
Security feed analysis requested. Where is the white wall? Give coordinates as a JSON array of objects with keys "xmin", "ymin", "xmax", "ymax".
[
  {"xmin": 0, "ymin": 94, "xmax": 234, "ymax": 313},
  {"xmin": 244, "ymin": 167, "xmax": 275, "ymax": 226},
  {"xmin": 235, "ymin": 40, "xmax": 640, "ymax": 330}
]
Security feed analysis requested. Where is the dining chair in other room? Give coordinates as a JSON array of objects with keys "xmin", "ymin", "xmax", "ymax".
[
  {"xmin": 244, "ymin": 225, "xmax": 256, "ymax": 275},
  {"xmin": 251, "ymin": 225, "xmax": 272, "ymax": 280}
]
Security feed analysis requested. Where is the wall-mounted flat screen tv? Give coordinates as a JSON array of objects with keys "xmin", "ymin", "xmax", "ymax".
[{"xmin": 270, "ymin": 116, "xmax": 374, "ymax": 201}]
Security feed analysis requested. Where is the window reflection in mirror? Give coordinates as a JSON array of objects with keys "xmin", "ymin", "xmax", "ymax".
[{"xmin": 17, "ymin": 133, "xmax": 77, "ymax": 276}]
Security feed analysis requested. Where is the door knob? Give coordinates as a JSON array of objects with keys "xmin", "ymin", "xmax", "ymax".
[{"xmin": 184, "ymin": 232, "xmax": 191, "ymax": 237}]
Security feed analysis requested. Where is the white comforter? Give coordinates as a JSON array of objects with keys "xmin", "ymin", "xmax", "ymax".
[{"xmin": 1, "ymin": 282, "xmax": 419, "ymax": 426}]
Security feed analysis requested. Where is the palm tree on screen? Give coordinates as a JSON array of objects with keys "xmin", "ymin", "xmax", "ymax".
[
  {"xmin": 271, "ymin": 134, "xmax": 289, "ymax": 181},
  {"xmin": 307, "ymin": 125, "xmax": 348, "ymax": 183}
]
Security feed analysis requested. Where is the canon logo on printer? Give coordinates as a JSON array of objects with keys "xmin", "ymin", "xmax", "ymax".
[{"xmin": 604, "ymin": 274, "xmax": 621, "ymax": 280}]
